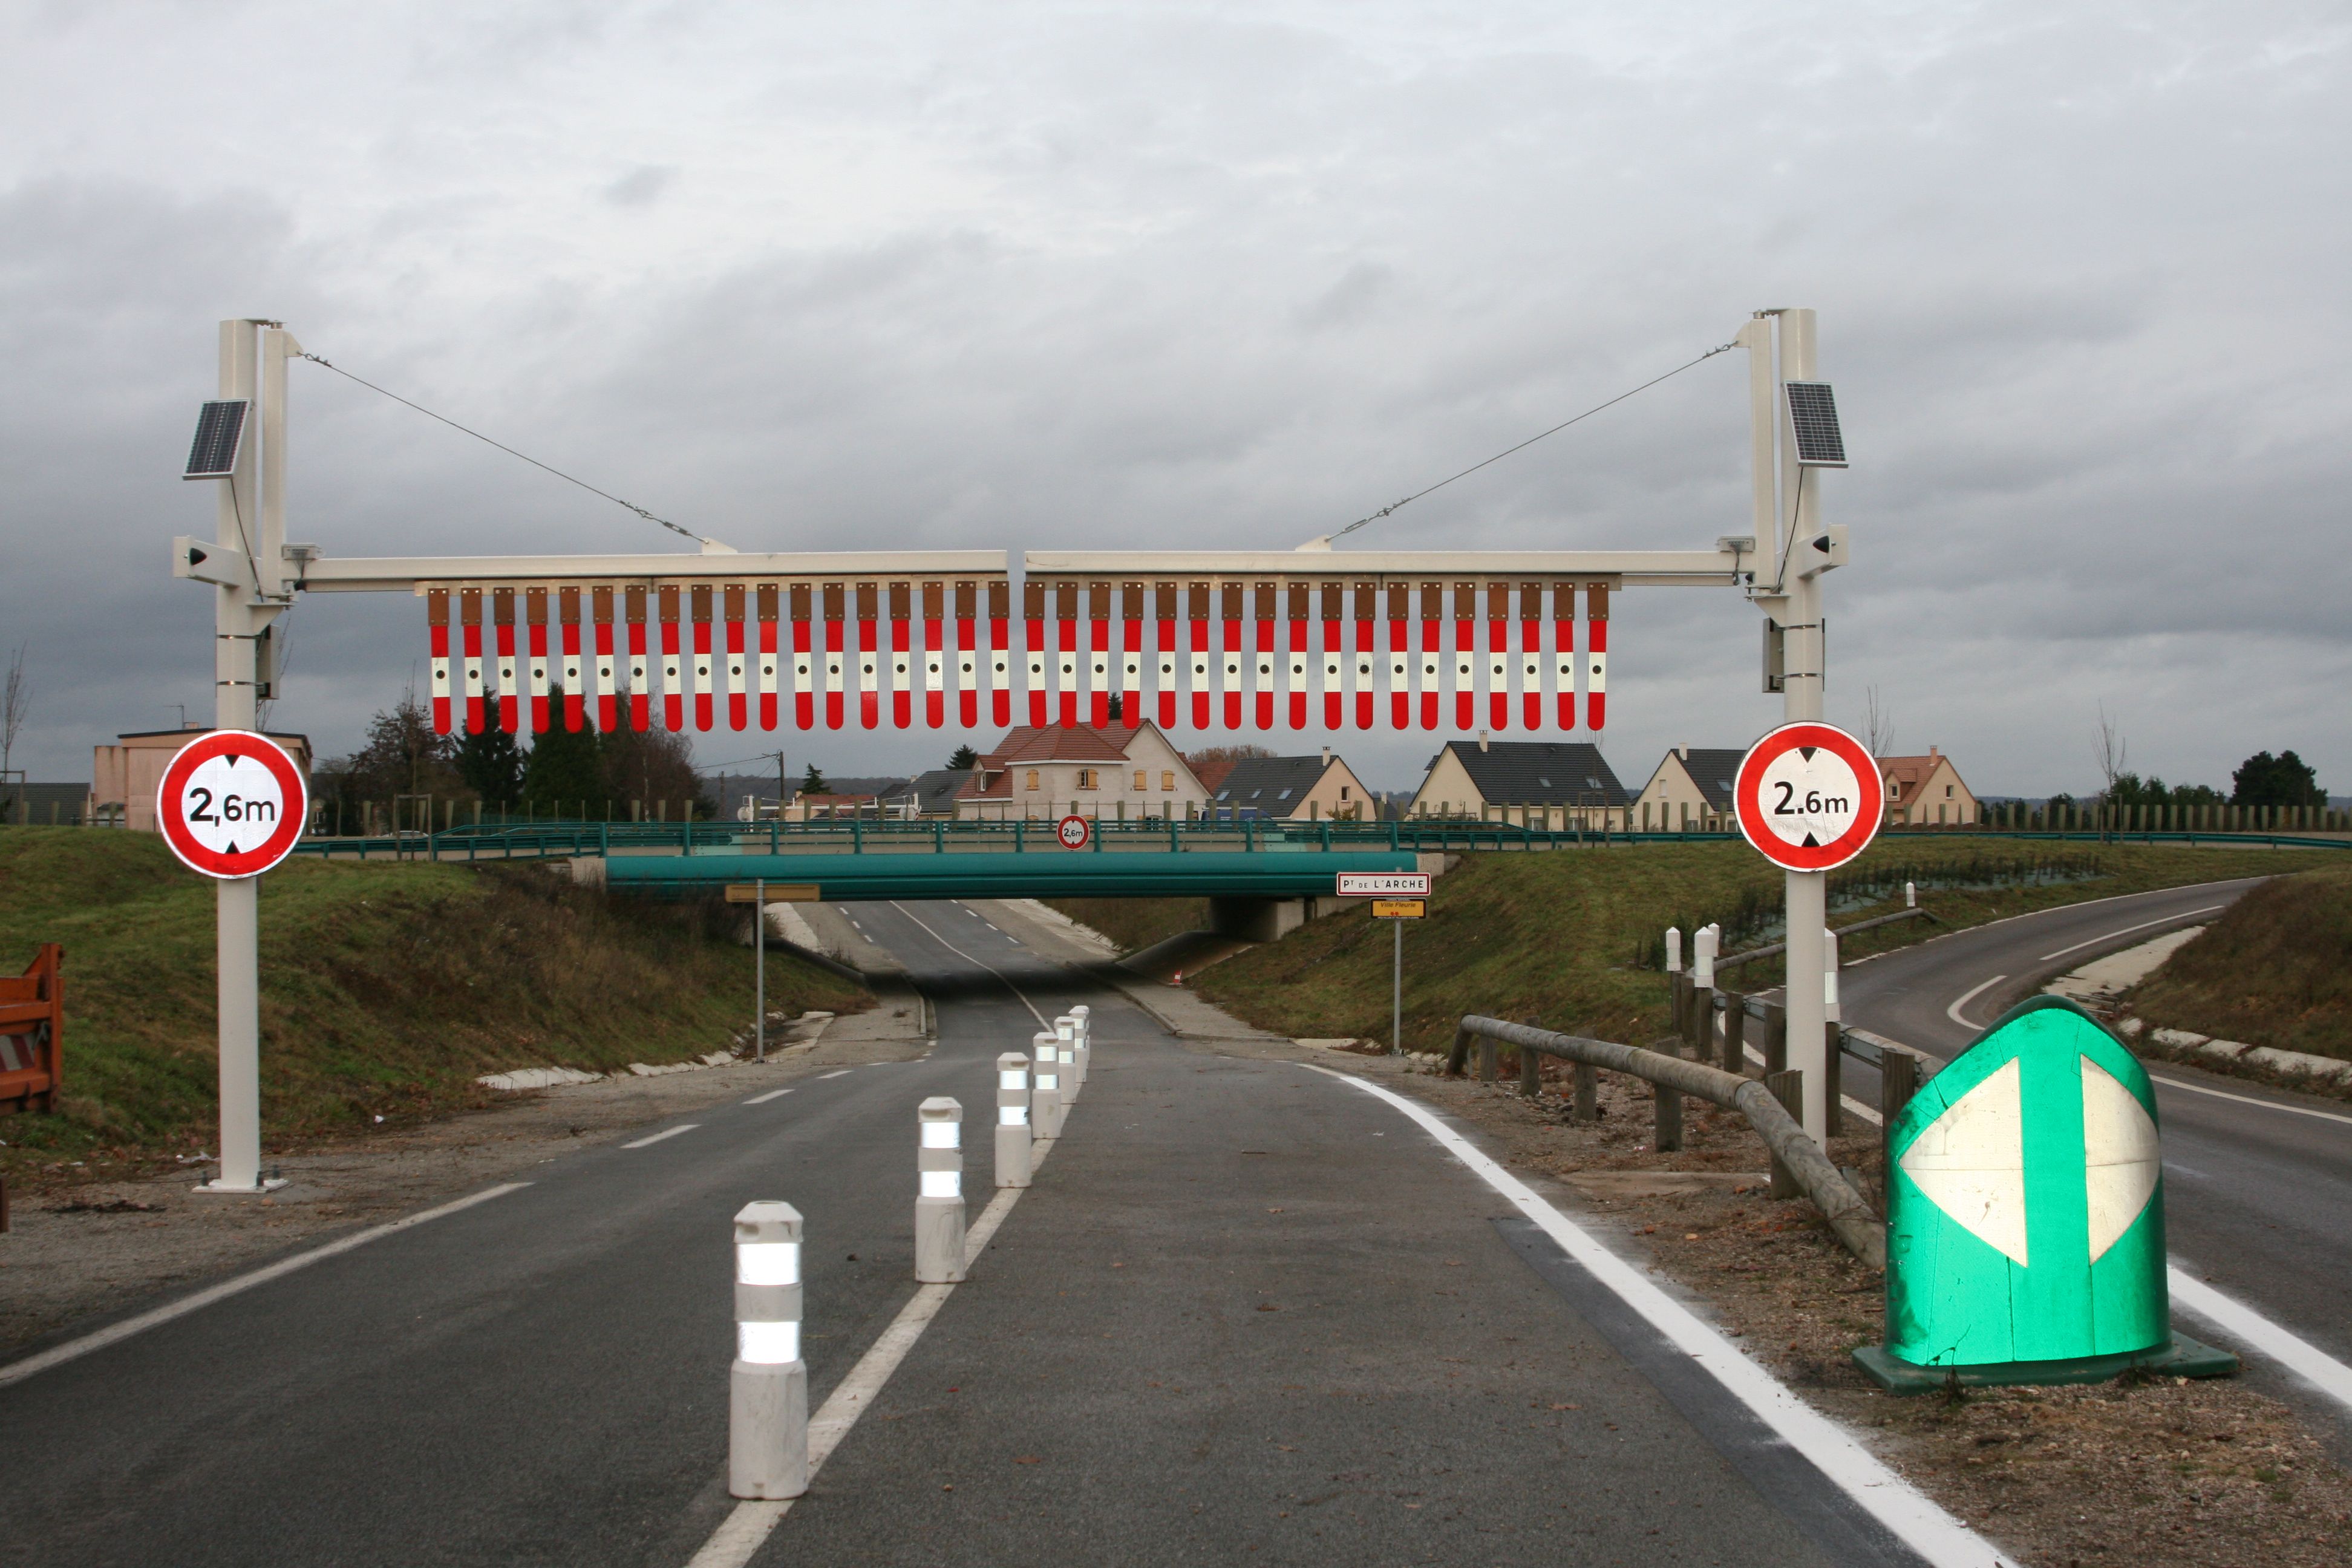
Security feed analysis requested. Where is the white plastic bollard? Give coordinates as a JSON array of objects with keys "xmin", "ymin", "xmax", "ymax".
[
  {"xmin": 1032, "ymin": 1030, "xmax": 1064, "ymax": 1140},
  {"xmin": 1071, "ymin": 1003, "xmax": 1092, "ymax": 1087},
  {"xmin": 1692, "ymin": 925, "xmax": 1717, "ymax": 988},
  {"xmin": 1053, "ymin": 1015, "xmax": 1080, "ymax": 1105},
  {"xmin": 1664, "ymin": 926, "xmax": 1682, "ymax": 973},
  {"xmin": 730, "ymin": 1201, "xmax": 808, "ymax": 1500},
  {"xmin": 1905, "ymin": 880, "xmax": 1916, "ymax": 909},
  {"xmin": 1823, "ymin": 927, "xmax": 1841, "ymax": 1024},
  {"xmin": 915, "ymin": 1097, "xmax": 967, "ymax": 1284},
  {"xmin": 995, "ymin": 1051, "xmax": 1032, "ymax": 1189}
]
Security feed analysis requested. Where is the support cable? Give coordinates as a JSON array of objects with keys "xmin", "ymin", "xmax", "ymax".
[
  {"xmin": 1330, "ymin": 340, "xmax": 1740, "ymax": 541},
  {"xmin": 295, "ymin": 352, "xmax": 708, "ymax": 547}
]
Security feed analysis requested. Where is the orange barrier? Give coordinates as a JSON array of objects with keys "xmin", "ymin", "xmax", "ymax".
[{"xmin": 0, "ymin": 944, "xmax": 62, "ymax": 1114}]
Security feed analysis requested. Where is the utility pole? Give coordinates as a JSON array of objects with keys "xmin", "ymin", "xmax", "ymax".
[{"xmin": 1743, "ymin": 308, "xmax": 1834, "ymax": 1142}]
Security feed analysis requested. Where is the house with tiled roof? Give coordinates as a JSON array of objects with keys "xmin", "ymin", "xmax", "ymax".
[
  {"xmin": 1632, "ymin": 746, "xmax": 1746, "ymax": 832},
  {"xmin": 1879, "ymin": 746, "xmax": 1978, "ymax": 826},
  {"xmin": 951, "ymin": 722, "xmax": 1208, "ymax": 821},
  {"xmin": 1207, "ymin": 749, "xmax": 1373, "ymax": 821},
  {"xmin": 1406, "ymin": 738, "xmax": 1629, "ymax": 828}
]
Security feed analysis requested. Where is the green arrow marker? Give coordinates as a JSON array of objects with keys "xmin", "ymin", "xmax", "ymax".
[{"xmin": 1855, "ymin": 996, "xmax": 2238, "ymax": 1392}]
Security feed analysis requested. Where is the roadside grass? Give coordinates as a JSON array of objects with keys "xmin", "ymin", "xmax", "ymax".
[
  {"xmin": 0, "ymin": 829, "xmax": 867, "ymax": 1183},
  {"xmin": 1164, "ymin": 839, "xmax": 2342, "ymax": 1054},
  {"xmin": 1043, "ymin": 896, "xmax": 1210, "ymax": 955},
  {"xmin": 2125, "ymin": 863, "xmax": 2352, "ymax": 1060}
]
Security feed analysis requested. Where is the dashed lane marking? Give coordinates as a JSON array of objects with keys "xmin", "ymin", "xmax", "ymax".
[
  {"xmin": 742, "ymin": 1088, "xmax": 795, "ymax": 1105},
  {"xmin": 620, "ymin": 1125, "xmax": 700, "ymax": 1149}
]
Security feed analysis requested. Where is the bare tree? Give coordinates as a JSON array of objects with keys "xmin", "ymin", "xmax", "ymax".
[
  {"xmin": 1, "ymin": 643, "xmax": 29, "ymax": 778},
  {"xmin": 2091, "ymin": 702, "xmax": 2128, "ymax": 799},
  {"xmin": 1860, "ymin": 685, "xmax": 1895, "ymax": 756}
]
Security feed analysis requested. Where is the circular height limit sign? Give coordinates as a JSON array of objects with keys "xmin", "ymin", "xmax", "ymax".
[
  {"xmin": 1055, "ymin": 814, "xmax": 1091, "ymax": 850},
  {"xmin": 1734, "ymin": 721, "xmax": 1881, "ymax": 871},
  {"xmin": 158, "ymin": 731, "xmax": 309, "ymax": 879}
]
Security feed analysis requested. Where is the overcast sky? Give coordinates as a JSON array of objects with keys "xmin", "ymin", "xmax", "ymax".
[{"xmin": 4, "ymin": 2, "xmax": 2346, "ymax": 799}]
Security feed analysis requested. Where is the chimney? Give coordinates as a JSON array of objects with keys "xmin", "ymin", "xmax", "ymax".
[
  {"xmin": 1321, "ymin": 745, "xmax": 1331, "ymax": 767},
  {"xmin": 1677, "ymin": 744, "xmax": 1688, "ymax": 759},
  {"xmin": 1929, "ymin": 745, "xmax": 1939, "ymax": 757},
  {"xmin": 1478, "ymin": 731, "xmax": 1489, "ymax": 753}
]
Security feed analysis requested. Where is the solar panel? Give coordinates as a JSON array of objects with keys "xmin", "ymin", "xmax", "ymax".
[
  {"xmin": 1785, "ymin": 382, "xmax": 1847, "ymax": 468},
  {"xmin": 183, "ymin": 399, "xmax": 249, "ymax": 480}
]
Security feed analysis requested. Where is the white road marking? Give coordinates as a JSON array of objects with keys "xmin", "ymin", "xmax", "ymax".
[
  {"xmin": 621, "ymin": 1124, "xmax": 700, "ymax": 1148},
  {"xmin": 2038, "ymin": 905, "xmax": 2227, "ymax": 962},
  {"xmin": 0, "ymin": 1183, "xmax": 531, "ymax": 1390},
  {"xmin": 742, "ymin": 1088, "xmax": 794, "ymax": 1105},
  {"xmin": 890, "ymin": 902, "xmax": 1051, "ymax": 1028},
  {"xmin": 1944, "ymin": 974, "xmax": 2005, "ymax": 1029},
  {"xmin": 684, "ymin": 1140, "xmax": 1052, "ymax": 1567},
  {"xmin": 1312, "ymin": 1067, "xmax": 2010, "ymax": 1567},
  {"xmin": 2149, "ymin": 1075, "xmax": 2352, "ymax": 1127},
  {"xmin": 2169, "ymin": 1267, "xmax": 2352, "ymax": 1416},
  {"xmin": 817, "ymin": 1069, "xmax": 852, "ymax": 1079}
]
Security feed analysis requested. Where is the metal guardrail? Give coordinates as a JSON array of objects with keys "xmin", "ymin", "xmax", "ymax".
[{"xmin": 1448, "ymin": 1014, "xmax": 1886, "ymax": 1269}]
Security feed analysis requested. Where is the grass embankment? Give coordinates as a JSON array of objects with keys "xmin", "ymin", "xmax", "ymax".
[
  {"xmin": 2126, "ymin": 864, "xmax": 2352, "ymax": 1060},
  {"xmin": 1079, "ymin": 840, "xmax": 2342, "ymax": 1054},
  {"xmin": 0, "ymin": 829, "xmax": 867, "ymax": 1183},
  {"xmin": 1045, "ymin": 897, "xmax": 1210, "ymax": 955}
]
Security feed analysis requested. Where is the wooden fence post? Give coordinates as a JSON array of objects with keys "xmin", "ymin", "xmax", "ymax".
[
  {"xmin": 1763, "ymin": 1003, "xmax": 1788, "ymax": 1076},
  {"xmin": 1881, "ymin": 1050, "xmax": 1918, "ymax": 1174},
  {"xmin": 1653, "ymin": 1042, "xmax": 1683, "ymax": 1152},
  {"xmin": 1765, "ymin": 1070, "xmax": 1803, "ymax": 1198},
  {"xmin": 1720, "ymin": 989, "xmax": 1746, "ymax": 1074},
  {"xmin": 1572, "ymin": 1062, "xmax": 1597, "ymax": 1123}
]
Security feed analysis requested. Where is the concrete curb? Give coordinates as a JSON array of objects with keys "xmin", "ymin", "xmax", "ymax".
[{"xmin": 2120, "ymin": 1018, "xmax": 2352, "ymax": 1094}]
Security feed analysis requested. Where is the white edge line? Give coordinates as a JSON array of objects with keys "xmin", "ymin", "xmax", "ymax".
[
  {"xmin": 1307, "ymin": 1065, "xmax": 2014, "ymax": 1568},
  {"xmin": 743, "ymin": 1088, "xmax": 795, "ymax": 1105},
  {"xmin": 2167, "ymin": 1267, "xmax": 2352, "ymax": 1415},
  {"xmin": 0, "ymin": 1182, "xmax": 532, "ymax": 1391},
  {"xmin": 2037, "ymin": 905, "xmax": 2227, "ymax": 963},
  {"xmin": 1944, "ymin": 974, "xmax": 2005, "ymax": 1029},
  {"xmin": 2148, "ymin": 1074, "xmax": 2352, "ymax": 1127},
  {"xmin": 890, "ymin": 901, "xmax": 1051, "ymax": 1028},
  {"xmin": 817, "ymin": 1070, "xmax": 853, "ymax": 1080},
  {"xmin": 684, "ymin": 1135, "xmax": 1056, "ymax": 1568},
  {"xmin": 621, "ymin": 1123, "xmax": 701, "ymax": 1149}
]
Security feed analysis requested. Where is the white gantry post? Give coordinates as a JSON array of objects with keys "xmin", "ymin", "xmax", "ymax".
[
  {"xmin": 730, "ymin": 1201, "xmax": 808, "ymax": 1500},
  {"xmin": 194, "ymin": 319, "xmax": 298, "ymax": 1196},
  {"xmin": 1032, "ymin": 1030, "xmax": 1063, "ymax": 1140},
  {"xmin": 1054, "ymin": 1014, "xmax": 1080, "ymax": 1104},
  {"xmin": 915, "ymin": 1097, "xmax": 967, "ymax": 1284},
  {"xmin": 995, "ymin": 1051, "xmax": 1032, "ymax": 1189},
  {"xmin": 1749, "ymin": 306, "xmax": 1837, "ymax": 1140},
  {"xmin": 1071, "ymin": 1003, "xmax": 1092, "ymax": 1087}
]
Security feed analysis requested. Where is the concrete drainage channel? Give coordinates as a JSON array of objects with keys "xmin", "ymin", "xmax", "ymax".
[{"xmin": 690, "ymin": 1006, "xmax": 1093, "ymax": 1568}]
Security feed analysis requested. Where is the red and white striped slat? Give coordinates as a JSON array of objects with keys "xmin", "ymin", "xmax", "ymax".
[
  {"xmin": 427, "ymin": 589, "xmax": 452, "ymax": 734},
  {"xmin": 560, "ymin": 587, "xmax": 586, "ymax": 732},
  {"xmin": 461, "ymin": 587, "xmax": 486, "ymax": 734},
  {"xmin": 1585, "ymin": 580, "xmax": 1608, "ymax": 730}
]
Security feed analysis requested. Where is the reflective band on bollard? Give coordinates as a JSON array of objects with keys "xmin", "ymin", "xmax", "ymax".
[
  {"xmin": 1032, "ymin": 1030, "xmax": 1064, "ymax": 1141},
  {"xmin": 730, "ymin": 1201, "xmax": 808, "ymax": 1500},
  {"xmin": 1070, "ymin": 1003, "xmax": 1092, "ymax": 1088},
  {"xmin": 995, "ymin": 1051, "xmax": 1031, "ymax": 1189},
  {"xmin": 1053, "ymin": 1015, "xmax": 1080, "ymax": 1106},
  {"xmin": 915, "ymin": 1097, "xmax": 967, "ymax": 1283}
]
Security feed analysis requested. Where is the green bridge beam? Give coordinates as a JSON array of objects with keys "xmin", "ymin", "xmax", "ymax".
[{"xmin": 595, "ymin": 849, "xmax": 1423, "ymax": 901}]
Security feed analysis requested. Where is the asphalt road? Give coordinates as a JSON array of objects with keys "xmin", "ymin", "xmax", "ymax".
[
  {"xmin": 0, "ymin": 898, "xmax": 1954, "ymax": 1567},
  {"xmin": 1835, "ymin": 876, "xmax": 2352, "ymax": 1388}
]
